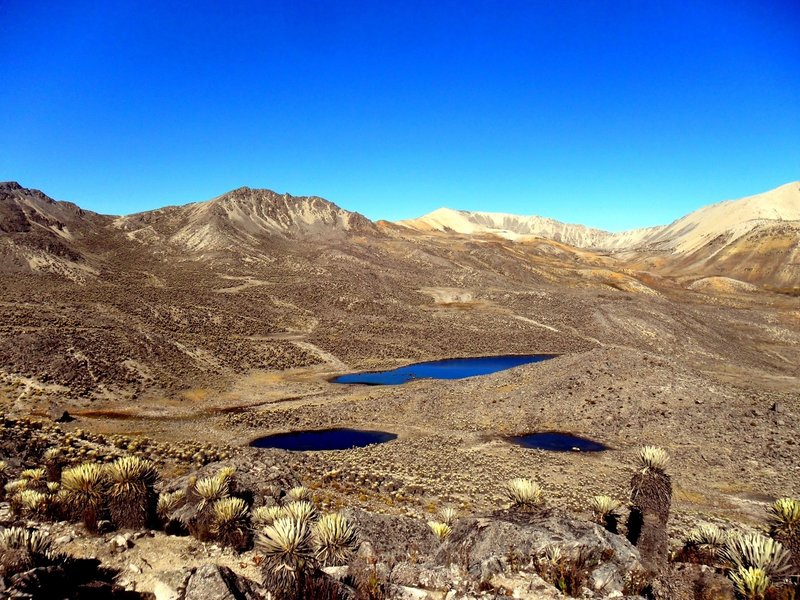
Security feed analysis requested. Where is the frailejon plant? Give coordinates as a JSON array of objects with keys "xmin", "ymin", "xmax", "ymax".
[
  {"xmin": 313, "ymin": 513, "xmax": 359, "ymax": 566},
  {"xmin": 0, "ymin": 527, "xmax": 64, "ymax": 579},
  {"xmin": 628, "ymin": 446, "xmax": 672, "ymax": 572},
  {"xmin": 210, "ymin": 497, "xmax": 251, "ymax": 551},
  {"xmin": 215, "ymin": 466, "xmax": 238, "ymax": 494},
  {"xmin": 682, "ymin": 522, "xmax": 728, "ymax": 565},
  {"xmin": 283, "ymin": 500, "xmax": 317, "ymax": 525},
  {"xmin": 286, "ymin": 486, "xmax": 312, "ymax": 503},
  {"xmin": 20, "ymin": 468, "xmax": 47, "ymax": 493},
  {"xmin": 195, "ymin": 475, "xmax": 229, "ymax": 510},
  {"xmin": 157, "ymin": 490, "xmax": 185, "ymax": 520},
  {"xmin": 5, "ymin": 479, "xmax": 28, "ymax": 497},
  {"xmin": 504, "ymin": 478, "xmax": 543, "ymax": 511},
  {"xmin": 729, "ymin": 566, "xmax": 769, "ymax": 600},
  {"xmin": 106, "ymin": 456, "xmax": 159, "ymax": 529},
  {"xmin": 720, "ymin": 532, "xmax": 792, "ymax": 578},
  {"xmin": 0, "ymin": 461, "xmax": 7, "ymax": 500},
  {"xmin": 43, "ymin": 448, "xmax": 64, "ymax": 483},
  {"xmin": 256, "ymin": 516, "xmax": 314, "ymax": 599},
  {"xmin": 427, "ymin": 521, "xmax": 452, "ymax": 541},
  {"xmin": 16, "ymin": 490, "xmax": 49, "ymax": 519},
  {"xmin": 638, "ymin": 446, "xmax": 669, "ymax": 473},
  {"xmin": 61, "ymin": 463, "xmax": 107, "ymax": 533},
  {"xmin": 437, "ymin": 506, "xmax": 458, "ymax": 526},
  {"xmin": 767, "ymin": 497, "xmax": 800, "ymax": 572},
  {"xmin": 252, "ymin": 505, "xmax": 285, "ymax": 528},
  {"xmin": 590, "ymin": 495, "xmax": 622, "ymax": 533},
  {"xmin": 190, "ymin": 474, "xmax": 231, "ymax": 542}
]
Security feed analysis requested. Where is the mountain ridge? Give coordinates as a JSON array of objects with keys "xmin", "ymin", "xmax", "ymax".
[{"xmin": 398, "ymin": 181, "xmax": 800, "ymax": 251}]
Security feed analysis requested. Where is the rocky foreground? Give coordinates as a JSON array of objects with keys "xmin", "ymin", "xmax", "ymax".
[{"xmin": 1, "ymin": 414, "xmax": 798, "ymax": 600}]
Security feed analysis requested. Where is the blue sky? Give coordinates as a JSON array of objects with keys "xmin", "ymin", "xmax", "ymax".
[{"xmin": 1, "ymin": 1, "xmax": 798, "ymax": 231}]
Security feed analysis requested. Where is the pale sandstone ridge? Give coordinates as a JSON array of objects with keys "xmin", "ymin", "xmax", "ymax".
[
  {"xmin": 398, "ymin": 206, "xmax": 659, "ymax": 248},
  {"xmin": 637, "ymin": 181, "xmax": 800, "ymax": 254},
  {"xmin": 398, "ymin": 181, "xmax": 800, "ymax": 253}
]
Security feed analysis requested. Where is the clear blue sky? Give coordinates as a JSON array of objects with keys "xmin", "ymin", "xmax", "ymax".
[{"xmin": 1, "ymin": 1, "xmax": 798, "ymax": 231}]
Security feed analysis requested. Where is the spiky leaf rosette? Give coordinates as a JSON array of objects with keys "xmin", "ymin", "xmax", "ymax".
[
  {"xmin": 427, "ymin": 521, "xmax": 452, "ymax": 541},
  {"xmin": 283, "ymin": 500, "xmax": 317, "ymax": 524},
  {"xmin": 768, "ymin": 498, "xmax": 800, "ymax": 573},
  {"xmin": 20, "ymin": 468, "xmax": 48, "ymax": 493},
  {"xmin": 20, "ymin": 468, "xmax": 46, "ymax": 482},
  {"xmin": 720, "ymin": 532, "xmax": 792, "ymax": 577},
  {"xmin": 591, "ymin": 495, "xmax": 621, "ymax": 520},
  {"xmin": 195, "ymin": 475, "xmax": 229, "ymax": 510},
  {"xmin": 17, "ymin": 490, "xmax": 49, "ymax": 518},
  {"xmin": 215, "ymin": 467, "xmax": 237, "ymax": 493},
  {"xmin": 5, "ymin": 477, "xmax": 28, "ymax": 492},
  {"xmin": 504, "ymin": 478, "xmax": 543, "ymax": 511},
  {"xmin": 285, "ymin": 486, "xmax": 312, "ymax": 503},
  {"xmin": 729, "ymin": 566, "xmax": 769, "ymax": 600},
  {"xmin": 157, "ymin": 490, "xmax": 185, "ymax": 519},
  {"xmin": 107, "ymin": 456, "xmax": 159, "ymax": 529},
  {"xmin": 210, "ymin": 497, "xmax": 251, "ymax": 551},
  {"xmin": 216, "ymin": 466, "xmax": 237, "ymax": 482},
  {"xmin": 313, "ymin": 513, "xmax": 358, "ymax": 566},
  {"xmin": 43, "ymin": 448, "xmax": 64, "ymax": 483},
  {"xmin": 438, "ymin": 507, "xmax": 457, "ymax": 526},
  {"xmin": 768, "ymin": 498, "xmax": 800, "ymax": 533},
  {"xmin": 252, "ymin": 505, "xmax": 285, "ymax": 527},
  {"xmin": 256, "ymin": 516, "xmax": 314, "ymax": 596},
  {"xmin": 638, "ymin": 446, "xmax": 669, "ymax": 473},
  {"xmin": 0, "ymin": 527, "xmax": 64, "ymax": 578},
  {"xmin": 687, "ymin": 523, "xmax": 727, "ymax": 550},
  {"xmin": 61, "ymin": 463, "xmax": 107, "ymax": 533},
  {"xmin": 43, "ymin": 448, "xmax": 61, "ymax": 462}
]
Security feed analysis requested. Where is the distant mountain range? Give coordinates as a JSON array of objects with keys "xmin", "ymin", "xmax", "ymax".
[
  {"xmin": 1, "ymin": 180, "xmax": 799, "ymax": 287},
  {"xmin": 398, "ymin": 182, "xmax": 800, "ymax": 287},
  {"xmin": 399, "ymin": 182, "xmax": 800, "ymax": 251}
]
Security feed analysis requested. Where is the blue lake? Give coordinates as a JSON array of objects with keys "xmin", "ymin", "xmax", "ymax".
[
  {"xmin": 332, "ymin": 354, "xmax": 555, "ymax": 385},
  {"xmin": 250, "ymin": 428, "xmax": 397, "ymax": 451},
  {"xmin": 511, "ymin": 432, "xmax": 607, "ymax": 452}
]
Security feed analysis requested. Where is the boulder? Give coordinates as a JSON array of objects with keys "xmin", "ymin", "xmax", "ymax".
[
  {"xmin": 439, "ymin": 509, "xmax": 643, "ymax": 596},
  {"xmin": 185, "ymin": 564, "xmax": 260, "ymax": 600},
  {"xmin": 345, "ymin": 509, "xmax": 438, "ymax": 562},
  {"xmin": 153, "ymin": 568, "xmax": 193, "ymax": 600}
]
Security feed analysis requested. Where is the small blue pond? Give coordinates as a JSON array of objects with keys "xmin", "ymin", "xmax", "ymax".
[
  {"xmin": 332, "ymin": 354, "xmax": 555, "ymax": 385},
  {"xmin": 511, "ymin": 432, "xmax": 607, "ymax": 452},
  {"xmin": 250, "ymin": 428, "xmax": 397, "ymax": 451}
]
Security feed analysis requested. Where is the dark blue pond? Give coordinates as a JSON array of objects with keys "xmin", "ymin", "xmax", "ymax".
[
  {"xmin": 511, "ymin": 432, "xmax": 607, "ymax": 452},
  {"xmin": 250, "ymin": 428, "xmax": 397, "ymax": 451},
  {"xmin": 332, "ymin": 354, "xmax": 555, "ymax": 385}
]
